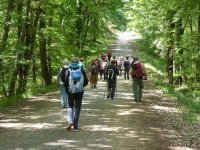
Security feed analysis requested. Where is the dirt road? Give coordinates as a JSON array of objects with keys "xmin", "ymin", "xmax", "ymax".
[{"xmin": 0, "ymin": 32, "xmax": 196, "ymax": 150}]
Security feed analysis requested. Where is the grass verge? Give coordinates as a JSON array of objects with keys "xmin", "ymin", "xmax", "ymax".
[{"xmin": 0, "ymin": 83, "xmax": 57, "ymax": 107}]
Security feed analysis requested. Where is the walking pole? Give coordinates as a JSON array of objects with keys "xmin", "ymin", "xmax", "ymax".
[
  {"xmin": 103, "ymin": 83, "xmax": 107, "ymax": 99},
  {"xmin": 114, "ymin": 81, "xmax": 117, "ymax": 100}
]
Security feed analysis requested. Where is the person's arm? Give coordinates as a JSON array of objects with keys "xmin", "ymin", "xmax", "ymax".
[
  {"xmin": 129, "ymin": 67, "xmax": 133, "ymax": 78},
  {"xmin": 56, "ymin": 69, "xmax": 61, "ymax": 86},
  {"xmin": 141, "ymin": 63, "xmax": 147, "ymax": 80},
  {"xmin": 81, "ymin": 68, "xmax": 89, "ymax": 87},
  {"xmin": 115, "ymin": 67, "xmax": 119, "ymax": 76}
]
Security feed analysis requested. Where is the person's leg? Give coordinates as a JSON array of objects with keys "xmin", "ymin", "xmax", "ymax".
[
  {"xmin": 66, "ymin": 94, "xmax": 74, "ymax": 130},
  {"xmin": 73, "ymin": 93, "xmax": 83, "ymax": 131},
  {"xmin": 103, "ymin": 70, "xmax": 106, "ymax": 80},
  {"xmin": 94, "ymin": 74, "xmax": 98, "ymax": 88},
  {"xmin": 127, "ymin": 69, "xmax": 130, "ymax": 80},
  {"xmin": 124, "ymin": 69, "xmax": 127, "ymax": 79},
  {"xmin": 132, "ymin": 78, "xmax": 139, "ymax": 101},
  {"xmin": 100, "ymin": 70, "xmax": 103, "ymax": 79},
  {"xmin": 107, "ymin": 80, "xmax": 111, "ymax": 98},
  {"xmin": 60, "ymin": 84, "xmax": 67, "ymax": 107},
  {"xmin": 138, "ymin": 78, "xmax": 144, "ymax": 101},
  {"xmin": 110, "ymin": 80, "xmax": 116, "ymax": 99}
]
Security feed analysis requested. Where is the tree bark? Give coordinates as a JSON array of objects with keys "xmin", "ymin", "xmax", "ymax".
[
  {"xmin": 166, "ymin": 11, "xmax": 176, "ymax": 85},
  {"xmin": 39, "ymin": 15, "xmax": 51, "ymax": 86},
  {"xmin": 0, "ymin": 0, "xmax": 15, "ymax": 97}
]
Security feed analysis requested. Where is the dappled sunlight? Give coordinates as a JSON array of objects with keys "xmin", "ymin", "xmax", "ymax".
[
  {"xmin": 117, "ymin": 31, "xmax": 141, "ymax": 41},
  {"xmin": 169, "ymin": 146, "xmax": 196, "ymax": 150},
  {"xmin": 116, "ymin": 108, "xmax": 145, "ymax": 115},
  {"xmin": 0, "ymin": 119, "xmax": 19, "ymax": 122},
  {"xmin": 44, "ymin": 139, "xmax": 78, "ymax": 148},
  {"xmin": 83, "ymin": 125, "xmax": 123, "ymax": 132},
  {"xmin": 145, "ymin": 63, "xmax": 164, "ymax": 76},
  {"xmin": 23, "ymin": 115, "xmax": 43, "ymax": 120},
  {"xmin": 0, "ymin": 122, "xmax": 59, "ymax": 129},
  {"xmin": 0, "ymin": 31, "xmax": 193, "ymax": 150},
  {"xmin": 87, "ymin": 143, "xmax": 112, "ymax": 148},
  {"xmin": 114, "ymin": 104, "xmax": 130, "ymax": 108},
  {"xmin": 99, "ymin": 117, "xmax": 119, "ymax": 123},
  {"xmin": 150, "ymin": 105, "xmax": 178, "ymax": 113}
]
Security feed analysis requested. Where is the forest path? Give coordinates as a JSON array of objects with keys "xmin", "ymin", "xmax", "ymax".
[{"xmin": 0, "ymin": 32, "xmax": 195, "ymax": 150}]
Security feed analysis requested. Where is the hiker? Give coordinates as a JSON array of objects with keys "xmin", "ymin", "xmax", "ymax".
[
  {"xmin": 123, "ymin": 56, "xmax": 131, "ymax": 80},
  {"xmin": 130, "ymin": 57, "xmax": 147, "ymax": 102},
  {"xmin": 107, "ymin": 50, "xmax": 112, "ymax": 62},
  {"xmin": 88, "ymin": 59, "xmax": 98, "ymax": 88},
  {"xmin": 105, "ymin": 59, "xmax": 119, "ymax": 100},
  {"xmin": 65, "ymin": 57, "xmax": 89, "ymax": 132},
  {"xmin": 117, "ymin": 56, "xmax": 123, "ymax": 76},
  {"xmin": 111, "ymin": 56, "xmax": 118, "ymax": 66},
  {"xmin": 101, "ymin": 54, "xmax": 106, "ymax": 61},
  {"xmin": 101, "ymin": 59, "xmax": 108, "ymax": 80},
  {"xmin": 57, "ymin": 59, "xmax": 69, "ymax": 108},
  {"xmin": 99, "ymin": 57, "xmax": 104, "ymax": 79},
  {"xmin": 79, "ymin": 58, "xmax": 85, "ymax": 70}
]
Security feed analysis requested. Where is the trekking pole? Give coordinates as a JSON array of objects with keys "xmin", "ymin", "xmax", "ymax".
[
  {"xmin": 115, "ymin": 81, "xmax": 117, "ymax": 100},
  {"xmin": 103, "ymin": 83, "xmax": 107, "ymax": 99}
]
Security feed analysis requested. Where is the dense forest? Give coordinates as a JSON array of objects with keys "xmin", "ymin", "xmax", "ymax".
[
  {"xmin": 0, "ymin": 0, "xmax": 127, "ymax": 99},
  {"xmin": 0, "ymin": 0, "xmax": 199, "ymax": 105}
]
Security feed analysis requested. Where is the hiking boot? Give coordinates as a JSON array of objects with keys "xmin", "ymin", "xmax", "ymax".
[
  {"xmin": 73, "ymin": 128, "xmax": 78, "ymax": 132},
  {"xmin": 66, "ymin": 122, "xmax": 74, "ymax": 130},
  {"xmin": 107, "ymin": 95, "xmax": 110, "ymax": 99}
]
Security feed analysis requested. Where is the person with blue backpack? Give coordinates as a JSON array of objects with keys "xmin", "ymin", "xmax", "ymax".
[
  {"xmin": 64, "ymin": 57, "xmax": 88, "ymax": 132},
  {"xmin": 57, "ymin": 59, "xmax": 69, "ymax": 108}
]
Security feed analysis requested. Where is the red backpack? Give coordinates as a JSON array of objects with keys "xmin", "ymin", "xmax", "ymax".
[{"xmin": 131, "ymin": 62, "xmax": 144, "ymax": 78}]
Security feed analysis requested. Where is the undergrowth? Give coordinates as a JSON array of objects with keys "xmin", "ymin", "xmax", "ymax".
[{"xmin": 135, "ymin": 39, "xmax": 200, "ymax": 123}]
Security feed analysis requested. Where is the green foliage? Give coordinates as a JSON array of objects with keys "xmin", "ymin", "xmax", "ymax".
[
  {"xmin": 137, "ymin": 37, "xmax": 200, "ymax": 122},
  {"xmin": 125, "ymin": 0, "xmax": 200, "ymax": 89},
  {"xmin": 0, "ymin": 0, "xmax": 128, "ymax": 103}
]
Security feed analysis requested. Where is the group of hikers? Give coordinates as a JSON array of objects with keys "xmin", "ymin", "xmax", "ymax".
[{"xmin": 56, "ymin": 50, "xmax": 147, "ymax": 132}]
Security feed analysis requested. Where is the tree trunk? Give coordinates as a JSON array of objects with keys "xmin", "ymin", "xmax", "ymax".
[
  {"xmin": 196, "ymin": 11, "xmax": 200, "ymax": 84},
  {"xmin": 17, "ymin": 0, "xmax": 30, "ymax": 94},
  {"xmin": 75, "ymin": 1, "xmax": 83, "ymax": 51},
  {"xmin": 80, "ymin": 7, "xmax": 90, "ymax": 53},
  {"xmin": 39, "ymin": 16, "xmax": 51, "ymax": 86},
  {"xmin": 0, "ymin": 59, "xmax": 7, "ymax": 97},
  {"xmin": 0, "ymin": 0, "xmax": 15, "ymax": 97},
  {"xmin": 166, "ymin": 11, "xmax": 176, "ymax": 85},
  {"xmin": 30, "ymin": 7, "xmax": 42, "ymax": 84},
  {"xmin": 175, "ymin": 18, "xmax": 184, "ymax": 85}
]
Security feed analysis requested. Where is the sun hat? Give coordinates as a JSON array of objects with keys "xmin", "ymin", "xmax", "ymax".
[
  {"xmin": 63, "ymin": 59, "xmax": 69, "ymax": 65},
  {"xmin": 69, "ymin": 57, "xmax": 79, "ymax": 68}
]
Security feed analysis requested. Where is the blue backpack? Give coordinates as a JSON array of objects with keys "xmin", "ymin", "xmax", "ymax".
[{"xmin": 68, "ymin": 68, "xmax": 84, "ymax": 94}]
